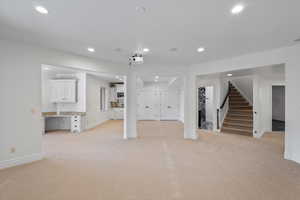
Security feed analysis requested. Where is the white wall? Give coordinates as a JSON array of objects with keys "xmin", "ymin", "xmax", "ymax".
[
  {"xmin": 0, "ymin": 39, "xmax": 123, "ymax": 168},
  {"xmin": 219, "ymin": 78, "xmax": 229, "ymax": 106},
  {"xmin": 189, "ymin": 44, "xmax": 300, "ymax": 164},
  {"xmin": 252, "ymin": 73, "xmax": 285, "ymax": 138},
  {"xmin": 86, "ymin": 75, "xmax": 111, "ymax": 129},
  {"xmin": 179, "ymin": 89, "xmax": 185, "ymax": 123},
  {"xmin": 272, "ymin": 86, "xmax": 285, "ymax": 121}
]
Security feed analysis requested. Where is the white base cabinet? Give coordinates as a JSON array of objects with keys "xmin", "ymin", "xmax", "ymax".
[
  {"xmin": 110, "ymin": 108, "xmax": 124, "ymax": 120},
  {"xmin": 71, "ymin": 115, "xmax": 85, "ymax": 133},
  {"xmin": 44, "ymin": 115, "xmax": 85, "ymax": 133}
]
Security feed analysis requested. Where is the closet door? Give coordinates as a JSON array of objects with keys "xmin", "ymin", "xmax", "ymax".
[
  {"xmin": 160, "ymin": 91, "xmax": 179, "ymax": 120},
  {"xmin": 138, "ymin": 91, "xmax": 159, "ymax": 120}
]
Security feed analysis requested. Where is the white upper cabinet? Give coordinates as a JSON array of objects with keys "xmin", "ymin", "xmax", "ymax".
[{"xmin": 50, "ymin": 80, "xmax": 77, "ymax": 103}]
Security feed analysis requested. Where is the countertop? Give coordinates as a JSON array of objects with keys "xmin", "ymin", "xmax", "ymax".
[{"xmin": 42, "ymin": 112, "xmax": 86, "ymax": 117}]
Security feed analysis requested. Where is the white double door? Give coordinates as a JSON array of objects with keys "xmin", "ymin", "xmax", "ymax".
[{"xmin": 138, "ymin": 90, "xmax": 179, "ymax": 120}]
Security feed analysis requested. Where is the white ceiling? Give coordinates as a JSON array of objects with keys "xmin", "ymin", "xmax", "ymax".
[{"xmin": 1, "ymin": 0, "xmax": 300, "ymax": 66}]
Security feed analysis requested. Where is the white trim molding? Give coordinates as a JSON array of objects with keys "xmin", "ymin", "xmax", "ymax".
[{"xmin": 0, "ymin": 153, "xmax": 44, "ymax": 170}]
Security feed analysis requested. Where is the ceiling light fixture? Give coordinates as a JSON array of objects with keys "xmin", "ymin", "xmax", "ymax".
[
  {"xmin": 35, "ymin": 5, "xmax": 48, "ymax": 14},
  {"xmin": 143, "ymin": 48, "xmax": 150, "ymax": 52},
  {"xmin": 227, "ymin": 73, "xmax": 233, "ymax": 77},
  {"xmin": 197, "ymin": 47, "xmax": 205, "ymax": 52},
  {"xmin": 231, "ymin": 4, "xmax": 245, "ymax": 15},
  {"xmin": 155, "ymin": 76, "xmax": 159, "ymax": 79},
  {"xmin": 136, "ymin": 6, "xmax": 146, "ymax": 13},
  {"xmin": 170, "ymin": 48, "xmax": 178, "ymax": 52},
  {"xmin": 114, "ymin": 48, "xmax": 122, "ymax": 52},
  {"xmin": 87, "ymin": 47, "xmax": 95, "ymax": 52}
]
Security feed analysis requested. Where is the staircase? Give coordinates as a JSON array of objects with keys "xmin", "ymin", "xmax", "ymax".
[{"xmin": 221, "ymin": 83, "xmax": 253, "ymax": 136}]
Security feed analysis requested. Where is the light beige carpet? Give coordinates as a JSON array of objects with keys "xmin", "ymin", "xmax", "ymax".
[{"xmin": 0, "ymin": 120, "xmax": 300, "ymax": 200}]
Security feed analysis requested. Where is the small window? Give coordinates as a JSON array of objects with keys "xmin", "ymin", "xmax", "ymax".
[{"xmin": 100, "ymin": 87, "xmax": 107, "ymax": 111}]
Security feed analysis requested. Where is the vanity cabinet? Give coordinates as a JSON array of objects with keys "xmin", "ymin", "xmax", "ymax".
[{"xmin": 50, "ymin": 80, "xmax": 77, "ymax": 103}]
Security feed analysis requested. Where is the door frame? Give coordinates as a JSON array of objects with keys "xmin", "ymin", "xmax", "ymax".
[
  {"xmin": 271, "ymin": 82, "xmax": 286, "ymax": 132},
  {"xmin": 196, "ymin": 85, "xmax": 217, "ymax": 131}
]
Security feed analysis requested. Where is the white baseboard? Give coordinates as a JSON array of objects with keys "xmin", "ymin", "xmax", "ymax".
[
  {"xmin": 0, "ymin": 153, "xmax": 44, "ymax": 170},
  {"xmin": 86, "ymin": 119, "xmax": 109, "ymax": 130}
]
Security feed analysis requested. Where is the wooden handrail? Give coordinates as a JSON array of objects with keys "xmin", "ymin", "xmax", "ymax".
[{"xmin": 217, "ymin": 82, "xmax": 230, "ymax": 129}]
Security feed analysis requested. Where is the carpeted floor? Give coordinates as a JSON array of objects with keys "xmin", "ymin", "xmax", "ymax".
[{"xmin": 0, "ymin": 120, "xmax": 300, "ymax": 200}]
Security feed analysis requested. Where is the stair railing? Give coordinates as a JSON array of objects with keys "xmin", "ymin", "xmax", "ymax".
[{"xmin": 217, "ymin": 82, "xmax": 231, "ymax": 129}]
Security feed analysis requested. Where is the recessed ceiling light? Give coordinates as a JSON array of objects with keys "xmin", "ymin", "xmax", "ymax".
[
  {"xmin": 197, "ymin": 47, "xmax": 205, "ymax": 52},
  {"xmin": 35, "ymin": 5, "xmax": 48, "ymax": 15},
  {"xmin": 155, "ymin": 75, "xmax": 159, "ymax": 79},
  {"xmin": 87, "ymin": 47, "xmax": 95, "ymax": 52},
  {"xmin": 136, "ymin": 6, "xmax": 146, "ymax": 13},
  {"xmin": 170, "ymin": 48, "xmax": 178, "ymax": 52},
  {"xmin": 143, "ymin": 48, "xmax": 150, "ymax": 52},
  {"xmin": 231, "ymin": 4, "xmax": 245, "ymax": 15},
  {"xmin": 227, "ymin": 73, "xmax": 233, "ymax": 77}
]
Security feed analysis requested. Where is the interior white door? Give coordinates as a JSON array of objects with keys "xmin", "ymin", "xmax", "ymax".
[
  {"xmin": 160, "ymin": 91, "xmax": 179, "ymax": 120},
  {"xmin": 138, "ymin": 91, "xmax": 160, "ymax": 120}
]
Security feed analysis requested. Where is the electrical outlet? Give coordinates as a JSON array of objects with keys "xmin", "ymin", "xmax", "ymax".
[{"xmin": 10, "ymin": 147, "xmax": 16, "ymax": 153}]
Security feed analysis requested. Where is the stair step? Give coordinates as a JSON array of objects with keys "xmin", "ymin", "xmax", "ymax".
[
  {"xmin": 229, "ymin": 97, "xmax": 245, "ymax": 101},
  {"xmin": 224, "ymin": 118, "xmax": 253, "ymax": 123},
  {"xmin": 229, "ymin": 105, "xmax": 252, "ymax": 109},
  {"xmin": 230, "ymin": 101, "xmax": 246, "ymax": 104},
  {"xmin": 230, "ymin": 94, "xmax": 243, "ymax": 97},
  {"xmin": 223, "ymin": 122, "xmax": 253, "ymax": 129},
  {"xmin": 221, "ymin": 127, "xmax": 253, "ymax": 136},
  {"xmin": 229, "ymin": 109, "xmax": 253, "ymax": 113},
  {"xmin": 226, "ymin": 114, "xmax": 253, "ymax": 119},
  {"xmin": 229, "ymin": 104, "xmax": 250, "ymax": 107},
  {"xmin": 230, "ymin": 101, "xmax": 249, "ymax": 104}
]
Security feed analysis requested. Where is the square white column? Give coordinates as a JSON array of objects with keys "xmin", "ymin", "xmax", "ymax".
[
  {"xmin": 123, "ymin": 68, "xmax": 137, "ymax": 139},
  {"xmin": 184, "ymin": 73, "xmax": 198, "ymax": 140}
]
